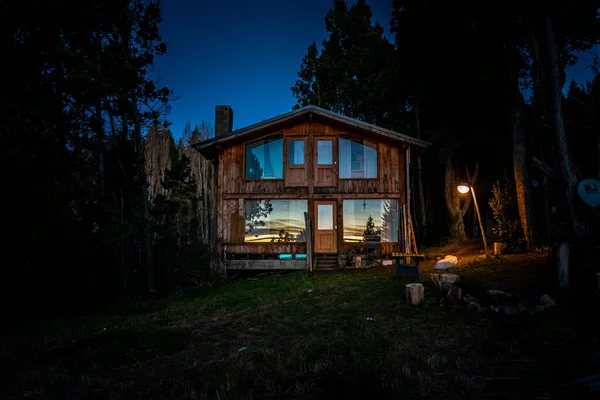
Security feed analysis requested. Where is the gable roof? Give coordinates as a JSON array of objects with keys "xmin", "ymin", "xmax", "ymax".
[{"xmin": 193, "ymin": 105, "xmax": 430, "ymax": 159}]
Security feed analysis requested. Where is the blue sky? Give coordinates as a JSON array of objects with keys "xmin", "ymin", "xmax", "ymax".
[{"xmin": 154, "ymin": 0, "xmax": 598, "ymax": 137}]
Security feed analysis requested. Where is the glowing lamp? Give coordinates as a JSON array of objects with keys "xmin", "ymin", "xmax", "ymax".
[{"xmin": 457, "ymin": 183, "xmax": 470, "ymax": 194}]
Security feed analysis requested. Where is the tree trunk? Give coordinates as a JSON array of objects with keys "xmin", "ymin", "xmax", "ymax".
[
  {"xmin": 545, "ymin": 16, "xmax": 587, "ymax": 236},
  {"xmin": 132, "ymin": 101, "xmax": 155, "ymax": 292},
  {"xmin": 415, "ymin": 100, "xmax": 427, "ymax": 233},
  {"xmin": 557, "ymin": 241, "xmax": 569, "ymax": 288},
  {"xmin": 444, "ymin": 156, "xmax": 471, "ymax": 241},
  {"xmin": 508, "ymin": 62, "xmax": 537, "ymax": 251}
]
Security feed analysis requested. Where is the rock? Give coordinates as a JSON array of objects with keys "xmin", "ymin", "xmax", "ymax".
[
  {"xmin": 468, "ymin": 302, "xmax": 482, "ymax": 312},
  {"xmin": 463, "ymin": 294, "xmax": 479, "ymax": 304},
  {"xmin": 490, "ymin": 305, "xmax": 502, "ymax": 313},
  {"xmin": 540, "ymin": 294, "xmax": 556, "ymax": 308},
  {"xmin": 501, "ymin": 305, "xmax": 517, "ymax": 315},
  {"xmin": 434, "ymin": 255, "xmax": 458, "ymax": 270},
  {"xmin": 530, "ymin": 305, "xmax": 546, "ymax": 315},
  {"xmin": 486, "ymin": 289, "xmax": 506, "ymax": 296},
  {"xmin": 516, "ymin": 302, "xmax": 529, "ymax": 313}
]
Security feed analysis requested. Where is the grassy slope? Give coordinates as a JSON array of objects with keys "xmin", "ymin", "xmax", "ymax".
[{"xmin": 1, "ymin": 244, "xmax": 593, "ymax": 399}]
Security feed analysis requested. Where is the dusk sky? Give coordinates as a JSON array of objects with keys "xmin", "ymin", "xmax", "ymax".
[{"xmin": 155, "ymin": 0, "xmax": 599, "ymax": 138}]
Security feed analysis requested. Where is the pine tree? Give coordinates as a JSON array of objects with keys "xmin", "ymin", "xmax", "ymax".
[{"xmin": 364, "ymin": 215, "xmax": 376, "ymax": 237}]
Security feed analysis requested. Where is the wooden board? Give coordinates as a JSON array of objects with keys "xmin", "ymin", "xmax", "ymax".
[
  {"xmin": 220, "ymin": 131, "xmax": 404, "ymax": 196},
  {"xmin": 226, "ymin": 260, "xmax": 307, "ymax": 270},
  {"xmin": 314, "ymin": 136, "xmax": 336, "ymax": 187},
  {"xmin": 284, "ymin": 136, "xmax": 308, "ymax": 187}
]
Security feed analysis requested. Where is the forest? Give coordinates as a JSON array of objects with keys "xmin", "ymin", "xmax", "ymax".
[{"xmin": 2, "ymin": 0, "xmax": 599, "ymax": 324}]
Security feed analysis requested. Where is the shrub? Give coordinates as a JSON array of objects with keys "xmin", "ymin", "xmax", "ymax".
[{"xmin": 488, "ymin": 177, "xmax": 525, "ymax": 252}]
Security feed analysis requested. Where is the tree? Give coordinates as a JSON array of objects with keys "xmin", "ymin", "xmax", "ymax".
[
  {"xmin": 1, "ymin": 0, "xmax": 172, "ymax": 317},
  {"xmin": 363, "ymin": 215, "xmax": 379, "ymax": 237},
  {"xmin": 381, "ymin": 200, "xmax": 398, "ymax": 242},
  {"xmin": 291, "ymin": 42, "xmax": 322, "ymax": 108},
  {"xmin": 489, "ymin": 176, "xmax": 525, "ymax": 252},
  {"xmin": 292, "ymin": 0, "xmax": 399, "ymax": 127}
]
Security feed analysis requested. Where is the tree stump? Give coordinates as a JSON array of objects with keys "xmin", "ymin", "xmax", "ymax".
[
  {"xmin": 494, "ymin": 242, "xmax": 508, "ymax": 255},
  {"xmin": 405, "ymin": 283, "xmax": 424, "ymax": 305}
]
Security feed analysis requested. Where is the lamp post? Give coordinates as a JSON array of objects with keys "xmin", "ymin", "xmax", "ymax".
[{"xmin": 457, "ymin": 182, "xmax": 489, "ymax": 255}]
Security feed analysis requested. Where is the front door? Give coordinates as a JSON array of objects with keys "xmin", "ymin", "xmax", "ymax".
[{"xmin": 314, "ymin": 200, "xmax": 337, "ymax": 253}]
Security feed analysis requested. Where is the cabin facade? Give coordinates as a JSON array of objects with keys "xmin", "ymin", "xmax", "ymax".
[{"xmin": 194, "ymin": 105, "xmax": 430, "ymax": 270}]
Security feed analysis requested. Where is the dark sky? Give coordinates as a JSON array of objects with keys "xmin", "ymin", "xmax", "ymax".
[{"xmin": 155, "ymin": 0, "xmax": 598, "ymax": 137}]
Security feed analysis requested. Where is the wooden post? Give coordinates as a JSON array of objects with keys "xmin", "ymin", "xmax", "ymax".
[
  {"xmin": 471, "ymin": 187, "xmax": 489, "ymax": 255},
  {"xmin": 304, "ymin": 212, "xmax": 313, "ymax": 272},
  {"xmin": 405, "ymin": 283, "xmax": 424, "ymax": 305},
  {"xmin": 557, "ymin": 241, "xmax": 569, "ymax": 288},
  {"xmin": 405, "ymin": 147, "xmax": 412, "ymax": 254}
]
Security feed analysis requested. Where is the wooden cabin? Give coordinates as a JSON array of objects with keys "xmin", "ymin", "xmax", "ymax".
[{"xmin": 194, "ymin": 105, "xmax": 430, "ymax": 270}]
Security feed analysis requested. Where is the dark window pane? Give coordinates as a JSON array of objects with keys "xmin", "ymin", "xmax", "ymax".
[{"xmin": 245, "ymin": 136, "xmax": 283, "ymax": 179}]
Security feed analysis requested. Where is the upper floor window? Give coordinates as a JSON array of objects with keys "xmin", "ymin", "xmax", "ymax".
[
  {"xmin": 339, "ymin": 137, "xmax": 377, "ymax": 179},
  {"xmin": 317, "ymin": 140, "xmax": 333, "ymax": 164},
  {"xmin": 245, "ymin": 136, "xmax": 283, "ymax": 179},
  {"xmin": 289, "ymin": 140, "xmax": 305, "ymax": 165}
]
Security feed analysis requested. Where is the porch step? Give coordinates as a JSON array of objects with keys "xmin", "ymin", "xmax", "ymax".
[{"xmin": 316, "ymin": 254, "xmax": 339, "ymax": 269}]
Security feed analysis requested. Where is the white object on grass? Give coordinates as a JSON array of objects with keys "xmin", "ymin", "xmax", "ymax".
[
  {"xmin": 366, "ymin": 317, "xmax": 374, "ymax": 321},
  {"xmin": 434, "ymin": 255, "xmax": 458, "ymax": 270},
  {"xmin": 238, "ymin": 347, "xmax": 247, "ymax": 352},
  {"xmin": 306, "ymin": 289, "xmax": 313, "ymax": 293}
]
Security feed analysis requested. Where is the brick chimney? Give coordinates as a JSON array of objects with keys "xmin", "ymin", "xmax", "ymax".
[{"xmin": 215, "ymin": 105, "xmax": 233, "ymax": 136}]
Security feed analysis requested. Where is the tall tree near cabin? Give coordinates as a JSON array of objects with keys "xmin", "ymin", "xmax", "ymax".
[
  {"xmin": 506, "ymin": 43, "xmax": 537, "ymax": 251},
  {"xmin": 292, "ymin": 0, "xmax": 399, "ymax": 128},
  {"xmin": 444, "ymin": 157, "xmax": 478, "ymax": 241},
  {"xmin": 527, "ymin": 7, "xmax": 600, "ymax": 236}
]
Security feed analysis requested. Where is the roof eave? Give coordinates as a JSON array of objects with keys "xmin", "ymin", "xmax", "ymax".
[{"xmin": 193, "ymin": 105, "xmax": 431, "ymax": 159}]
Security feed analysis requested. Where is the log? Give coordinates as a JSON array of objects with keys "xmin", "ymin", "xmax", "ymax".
[
  {"xmin": 557, "ymin": 241, "xmax": 569, "ymax": 288},
  {"xmin": 405, "ymin": 283, "xmax": 424, "ymax": 305}
]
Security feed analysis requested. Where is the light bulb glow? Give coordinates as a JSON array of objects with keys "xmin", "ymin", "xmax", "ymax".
[{"xmin": 457, "ymin": 183, "xmax": 470, "ymax": 194}]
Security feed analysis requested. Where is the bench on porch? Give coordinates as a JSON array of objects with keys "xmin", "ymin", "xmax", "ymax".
[{"xmin": 392, "ymin": 253, "xmax": 425, "ymax": 282}]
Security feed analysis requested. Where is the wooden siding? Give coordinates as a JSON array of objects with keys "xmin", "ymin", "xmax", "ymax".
[
  {"xmin": 216, "ymin": 118, "xmax": 408, "ymax": 259},
  {"xmin": 220, "ymin": 122, "xmax": 404, "ymax": 197},
  {"xmin": 225, "ymin": 243, "xmax": 307, "ymax": 254},
  {"xmin": 226, "ymin": 260, "xmax": 307, "ymax": 270}
]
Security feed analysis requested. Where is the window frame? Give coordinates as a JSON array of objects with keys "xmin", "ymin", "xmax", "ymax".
[
  {"xmin": 341, "ymin": 199, "xmax": 400, "ymax": 243},
  {"xmin": 243, "ymin": 133, "xmax": 285, "ymax": 181},
  {"xmin": 338, "ymin": 135, "xmax": 379, "ymax": 180},
  {"xmin": 243, "ymin": 199, "xmax": 309, "ymax": 243},
  {"xmin": 288, "ymin": 137, "xmax": 306, "ymax": 168}
]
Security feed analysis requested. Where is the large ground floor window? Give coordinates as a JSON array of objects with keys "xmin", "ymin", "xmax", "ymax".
[
  {"xmin": 245, "ymin": 199, "xmax": 308, "ymax": 243},
  {"xmin": 343, "ymin": 200, "xmax": 399, "ymax": 242}
]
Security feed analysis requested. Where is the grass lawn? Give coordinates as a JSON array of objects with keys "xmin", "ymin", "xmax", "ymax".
[{"xmin": 2, "ymin": 242, "xmax": 597, "ymax": 399}]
